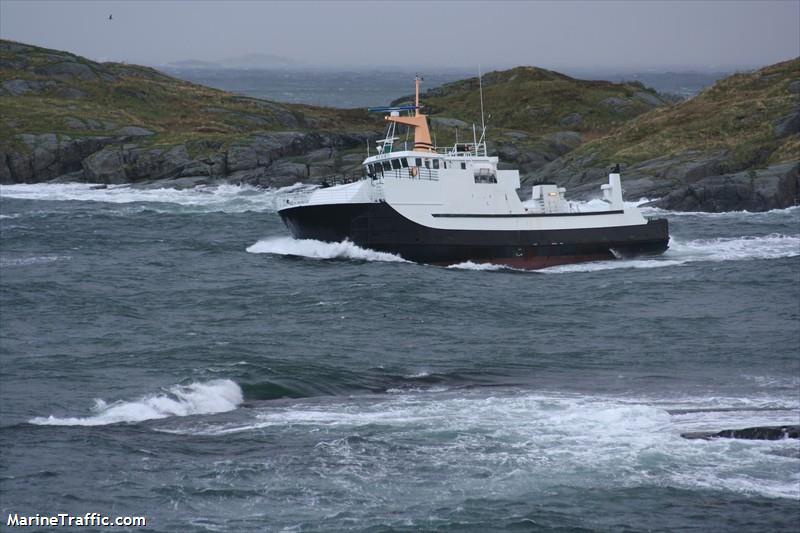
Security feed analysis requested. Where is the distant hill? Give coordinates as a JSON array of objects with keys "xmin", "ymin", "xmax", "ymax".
[
  {"xmin": 221, "ymin": 52, "xmax": 297, "ymax": 69},
  {"xmin": 166, "ymin": 53, "xmax": 298, "ymax": 70},
  {"xmin": 530, "ymin": 58, "xmax": 799, "ymax": 210},
  {"xmin": 390, "ymin": 66, "xmax": 670, "ymax": 176},
  {"xmin": 397, "ymin": 66, "xmax": 668, "ymax": 134},
  {"xmin": 165, "ymin": 59, "xmax": 221, "ymax": 69},
  {"xmin": 0, "ymin": 40, "xmax": 380, "ymax": 186}
]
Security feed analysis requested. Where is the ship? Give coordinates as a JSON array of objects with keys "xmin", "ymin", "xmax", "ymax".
[{"xmin": 278, "ymin": 77, "xmax": 669, "ymax": 269}]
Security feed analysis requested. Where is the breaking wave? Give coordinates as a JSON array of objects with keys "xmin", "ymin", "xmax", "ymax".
[
  {"xmin": 0, "ymin": 182, "xmax": 315, "ymax": 213},
  {"xmin": 28, "ymin": 379, "xmax": 243, "ymax": 426},
  {"xmin": 163, "ymin": 390, "xmax": 799, "ymax": 500},
  {"xmin": 246, "ymin": 237, "xmax": 408, "ymax": 263}
]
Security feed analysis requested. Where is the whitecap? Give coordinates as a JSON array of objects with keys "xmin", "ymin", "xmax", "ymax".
[
  {"xmin": 0, "ymin": 182, "xmax": 317, "ymax": 214},
  {"xmin": 668, "ymin": 233, "xmax": 800, "ymax": 262},
  {"xmin": 0, "ymin": 255, "xmax": 72, "ymax": 267},
  {"xmin": 542, "ymin": 233, "xmax": 799, "ymax": 273},
  {"xmin": 29, "ymin": 379, "xmax": 243, "ymax": 426},
  {"xmin": 642, "ymin": 205, "xmax": 800, "ymax": 217},
  {"xmin": 542, "ymin": 259, "xmax": 685, "ymax": 273},
  {"xmin": 163, "ymin": 389, "xmax": 799, "ymax": 499},
  {"xmin": 246, "ymin": 237, "xmax": 408, "ymax": 263}
]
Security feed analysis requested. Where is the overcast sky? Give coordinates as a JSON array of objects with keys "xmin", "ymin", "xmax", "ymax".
[{"xmin": 1, "ymin": 0, "xmax": 798, "ymax": 70}]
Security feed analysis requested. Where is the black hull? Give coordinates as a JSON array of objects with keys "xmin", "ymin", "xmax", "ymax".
[{"xmin": 279, "ymin": 202, "xmax": 669, "ymax": 269}]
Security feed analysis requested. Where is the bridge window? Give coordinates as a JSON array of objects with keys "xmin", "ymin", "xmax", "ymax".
[
  {"xmin": 415, "ymin": 157, "xmax": 422, "ymax": 167},
  {"xmin": 382, "ymin": 161, "xmax": 391, "ymax": 171},
  {"xmin": 401, "ymin": 158, "xmax": 409, "ymax": 168},
  {"xmin": 474, "ymin": 170, "xmax": 497, "ymax": 184},
  {"xmin": 461, "ymin": 162, "xmax": 466, "ymax": 170},
  {"xmin": 432, "ymin": 159, "xmax": 440, "ymax": 169},
  {"xmin": 391, "ymin": 159, "xmax": 401, "ymax": 170}
]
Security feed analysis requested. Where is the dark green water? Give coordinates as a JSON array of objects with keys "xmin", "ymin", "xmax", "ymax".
[{"xmin": 1, "ymin": 183, "xmax": 798, "ymax": 532}]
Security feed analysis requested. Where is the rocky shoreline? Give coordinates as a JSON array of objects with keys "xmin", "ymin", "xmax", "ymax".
[
  {"xmin": 2, "ymin": 130, "xmax": 377, "ymax": 189},
  {"xmin": 1, "ymin": 40, "xmax": 798, "ymax": 212},
  {"xmin": 528, "ymin": 150, "xmax": 799, "ymax": 212}
]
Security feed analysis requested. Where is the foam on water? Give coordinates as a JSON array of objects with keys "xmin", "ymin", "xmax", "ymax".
[
  {"xmin": 247, "ymin": 232, "xmax": 798, "ymax": 273},
  {"xmin": 0, "ymin": 255, "xmax": 71, "ymax": 267},
  {"xmin": 644, "ymin": 205, "xmax": 800, "ymax": 218},
  {"xmin": 0, "ymin": 182, "xmax": 316, "ymax": 213},
  {"xmin": 446, "ymin": 261, "xmax": 509, "ymax": 271},
  {"xmin": 165, "ymin": 389, "xmax": 799, "ymax": 500},
  {"xmin": 28, "ymin": 379, "xmax": 243, "ymax": 426},
  {"xmin": 669, "ymin": 233, "xmax": 800, "ymax": 261},
  {"xmin": 543, "ymin": 233, "xmax": 800, "ymax": 273},
  {"xmin": 542, "ymin": 259, "xmax": 686, "ymax": 273},
  {"xmin": 246, "ymin": 237, "xmax": 408, "ymax": 263}
]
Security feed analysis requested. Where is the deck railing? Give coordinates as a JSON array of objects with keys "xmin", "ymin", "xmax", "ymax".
[{"xmin": 317, "ymin": 167, "xmax": 439, "ymax": 188}]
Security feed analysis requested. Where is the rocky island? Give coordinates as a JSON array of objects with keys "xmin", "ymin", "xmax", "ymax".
[{"xmin": 1, "ymin": 39, "xmax": 798, "ymax": 211}]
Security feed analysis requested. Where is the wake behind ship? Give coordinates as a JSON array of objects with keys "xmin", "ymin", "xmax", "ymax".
[{"xmin": 279, "ymin": 77, "xmax": 669, "ymax": 269}]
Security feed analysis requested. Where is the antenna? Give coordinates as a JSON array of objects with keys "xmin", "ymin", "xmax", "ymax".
[
  {"xmin": 478, "ymin": 65, "xmax": 486, "ymax": 137},
  {"xmin": 414, "ymin": 74, "xmax": 423, "ymax": 116},
  {"xmin": 472, "ymin": 123, "xmax": 477, "ymax": 155}
]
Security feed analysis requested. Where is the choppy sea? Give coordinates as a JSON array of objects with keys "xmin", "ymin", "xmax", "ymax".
[{"xmin": 1, "ymin": 181, "xmax": 798, "ymax": 532}]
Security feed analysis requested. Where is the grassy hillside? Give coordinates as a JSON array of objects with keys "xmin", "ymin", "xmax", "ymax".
[
  {"xmin": 0, "ymin": 39, "xmax": 378, "ymax": 150},
  {"xmin": 4, "ymin": 38, "xmax": 793, "ymax": 205},
  {"xmin": 554, "ymin": 58, "xmax": 800, "ymax": 172},
  {"xmin": 1, "ymin": 40, "xmax": 674, "ymax": 184},
  {"xmin": 395, "ymin": 66, "xmax": 669, "ymax": 142}
]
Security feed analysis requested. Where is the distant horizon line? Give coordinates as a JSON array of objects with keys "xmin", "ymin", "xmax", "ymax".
[
  {"xmin": 151, "ymin": 61, "xmax": 773, "ymax": 75},
  {"xmin": 2, "ymin": 37, "xmax": 793, "ymax": 75}
]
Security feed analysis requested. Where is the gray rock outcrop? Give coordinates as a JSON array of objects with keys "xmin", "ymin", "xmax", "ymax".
[
  {"xmin": 527, "ymin": 147, "xmax": 799, "ymax": 211},
  {"xmin": 651, "ymin": 162, "xmax": 799, "ymax": 212},
  {"xmin": 34, "ymin": 61, "xmax": 98, "ymax": 81},
  {"xmin": 0, "ymin": 134, "xmax": 116, "ymax": 183},
  {"xmin": 1, "ymin": 79, "xmax": 57, "ymax": 96},
  {"xmin": 773, "ymin": 106, "xmax": 800, "ymax": 138},
  {"xmin": 0, "ymin": 113, "xmax": 378, "ymax": 186},
  {"xmin": 682, "ymin": 425, "xmax": 799, "ymax": 440}
]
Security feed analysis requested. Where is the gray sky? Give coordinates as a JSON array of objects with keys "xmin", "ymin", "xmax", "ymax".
[{"xmin": 1, "ymin": 0, "xmax": 798, "ymax": 70}]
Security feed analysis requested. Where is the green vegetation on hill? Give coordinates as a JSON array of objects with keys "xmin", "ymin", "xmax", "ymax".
[
  {"xmin": 0, "ymin": 39, "xmax": 378, "ymax": 148},
  {"xmin": 527, "ymin": 58, "xmax": 799, "ymax": 211},
  {"xmin": 390, "ymin": 66, "xmax": 670, "ymax": 174},
  {"xmin": 409, "ymin": 66, "xmax": 667, "ymax": 137},
  {"xmin": 0, "ymin": 39, "xmax": 382, "ymax": 185},
  {"xmin": 554, "ymin": 58, "xmax": 800, "ymax": 172}
]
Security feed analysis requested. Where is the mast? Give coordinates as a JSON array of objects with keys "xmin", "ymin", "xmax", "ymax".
[
  {"xmin": 478, "ymin": 66, "xmax": 488, "ymax": 156},
  {"xmin": 415, "ymin": 75, "xmax": 421, "ymax": 116},
  {"xmin": 478, "ymin": 67, "xmax": 485, "ymax": 137},
  {"xmin": 382, "ymin": 76, "xmax": 434, "ymax": 152}
]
